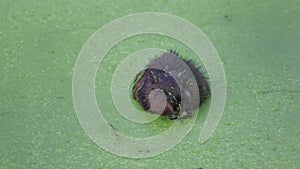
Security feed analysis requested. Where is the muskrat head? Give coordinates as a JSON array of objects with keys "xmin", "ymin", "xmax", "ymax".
[{"xmin": 132, "ymin": 50, "xmax": 210, "ymax": 120}]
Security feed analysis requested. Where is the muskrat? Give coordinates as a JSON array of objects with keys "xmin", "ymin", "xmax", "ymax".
[{"xmin": 132, "ymin": 50, "xmax": 210, "ymax": 120}]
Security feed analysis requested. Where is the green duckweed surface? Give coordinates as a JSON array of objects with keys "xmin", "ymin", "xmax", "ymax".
[{"xmin": 1, "ymin": 0, "xmax": 300, "ymax": 168}]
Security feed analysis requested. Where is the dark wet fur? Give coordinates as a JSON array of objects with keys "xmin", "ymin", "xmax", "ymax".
[
  {"xmin": 133, "ymin": 68, "xmax": 181, "ymax": 116},
  {"xmin": 183, "ymin": 60, "xmax": 210, "ymax": 104}
]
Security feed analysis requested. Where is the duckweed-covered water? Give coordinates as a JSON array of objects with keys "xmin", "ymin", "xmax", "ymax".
[{"xmin": 1, "ymin": 1, "xmax": 299, "ymax": 168}]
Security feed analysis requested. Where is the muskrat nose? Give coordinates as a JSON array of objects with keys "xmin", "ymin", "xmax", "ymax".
[{"xmin": 148, "ymin": 89, "xmax": 167, "ymax": 115}]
